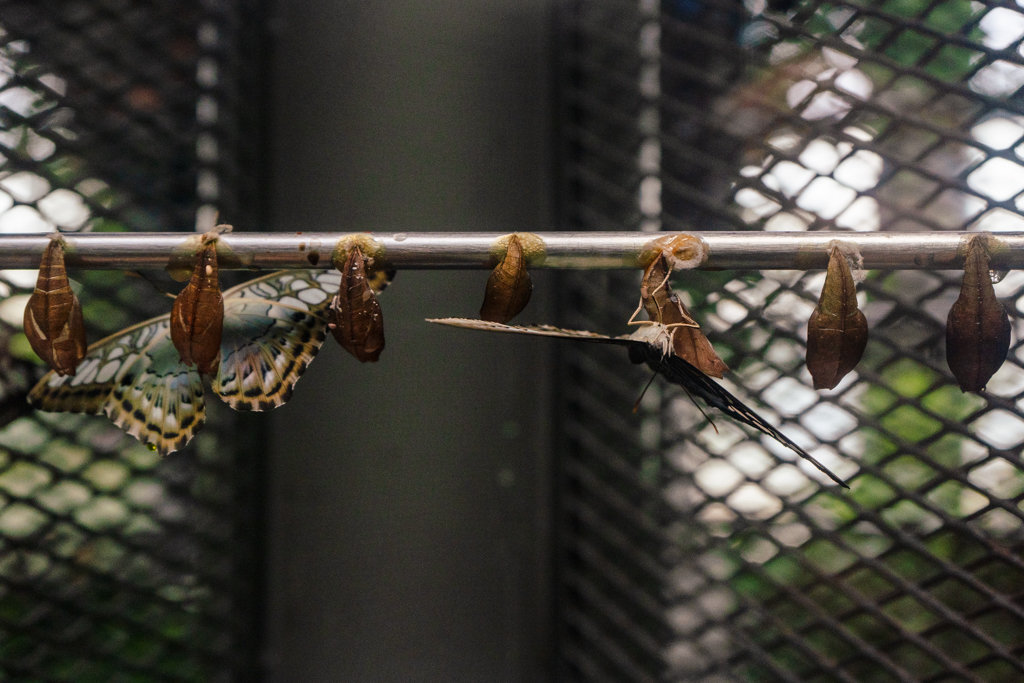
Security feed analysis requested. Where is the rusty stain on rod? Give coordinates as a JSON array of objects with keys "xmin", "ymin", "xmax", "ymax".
[{"xmin": 0, "ymin": 232, "xmax": 1019, "ymax": 270}]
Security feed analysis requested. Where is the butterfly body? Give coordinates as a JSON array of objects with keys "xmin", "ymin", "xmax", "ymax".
[
  {"xmin": 625, "ymin": 322, "xmax": 675, "ymax": 356},
  {"xmin": 29, "ymin": 270, "xmax": 339, "ymax": 455}
]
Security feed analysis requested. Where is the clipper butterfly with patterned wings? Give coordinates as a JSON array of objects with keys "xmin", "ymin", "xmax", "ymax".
[
  {"xmin": 29, "ymin": 270, "xmax": 340, "ymax": 455},
  {"xmin": 428, "ymin": 317, "xmax": 848, "ymax": 488}
]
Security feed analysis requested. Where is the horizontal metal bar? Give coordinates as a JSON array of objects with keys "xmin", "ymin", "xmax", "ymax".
[{"xmin": 0, "ymin": 231, "xmax": 1019, "ymax": 270}]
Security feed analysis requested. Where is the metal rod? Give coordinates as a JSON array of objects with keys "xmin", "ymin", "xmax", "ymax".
[{"xmin": 0, "ymin": 231, "xmax": 1018, "ymax": 270}]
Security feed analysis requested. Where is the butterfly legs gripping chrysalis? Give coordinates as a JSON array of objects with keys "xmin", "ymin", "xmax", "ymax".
[
  {"xmin": 170, "ymin": 226, "xmax": 227, "ymax": 375},
  {"xmin": 629, "ymin": 253, "xmax": 729, "ymax": 378},
  {"xmin": 627, "ymin": 255, "xmax": 702, "ymax": 410},
  {"xmin": 329, "ymin": 245, "xmax": 386, "ymax": 362},
  {"xmin": 627, "ymin": 256, "xmax": 697, "ymax": 349},
  {"xmin": 24, "ymin": 235, "xmax": 87, "ymax": 376}
]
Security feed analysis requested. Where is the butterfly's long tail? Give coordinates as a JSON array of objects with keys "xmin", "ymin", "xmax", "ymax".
[{"xmin": 654, "ymin": 352, "xmax": 849, "ymax": 488}]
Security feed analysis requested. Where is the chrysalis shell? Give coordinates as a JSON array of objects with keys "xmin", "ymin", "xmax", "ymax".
[
  {"xmin": 946, "ymin": 235, "xmax": 1011, "ymax": 392},
  {"xmin": 806, "ymin": 245, "xmax": 868, "ymax": 390},
  {"xmin": 24, "ymin": 237, "xmax": 87, "ymax": 376},
  {"xmin": 480, "ymin": 234, "xmax": 532, "ymax": 323},
  {"xmin": 170, "ymin": 233, "xmax": 224, "ymax": 375},
  {"xmin": 330, "ymin": 245, "xmax": 386, "ymax": 362}
]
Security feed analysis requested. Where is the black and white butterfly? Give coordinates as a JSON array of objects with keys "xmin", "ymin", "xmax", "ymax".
[{"xmin": 428, "ymin": 317, "xmax": 847, "ymax": 488}]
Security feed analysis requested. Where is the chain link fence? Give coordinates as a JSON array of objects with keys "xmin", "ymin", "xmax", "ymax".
[
  {"xmin": 557, "ymin": 0, "xmax": 1024, "ymax": 681},
  {"xmin": 0, "ymin": 2, "xmax": 265, "ymax": 681}
]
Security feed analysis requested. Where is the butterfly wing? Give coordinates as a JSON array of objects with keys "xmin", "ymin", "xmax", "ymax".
[
  {"xmin": 213, "ymin": 270, "xmax": 338, "ymax": 410},
  {"xmin": 28, "ymin": 318, "xmax": 206, "ymax": 455},
  {"xmin": 430, "ymin": 317, "xmax": 846, "ymax": 487},
  {"xmin": 648, "ymin": 349, "xmax": 847, "ymax": 487},
  {"xmin": 30, "ymin": 270, "xmax": 339, "ymax": 454},
  {"xmin": 426, "ymin": 317, "xmax": 635, "ymax": 345}
]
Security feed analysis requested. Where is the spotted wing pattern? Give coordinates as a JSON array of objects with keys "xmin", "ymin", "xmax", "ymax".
[
  {"xmin": 29, "ymin": 270, "xmax": 338, "ymax": 455},
  {"xmin": 28, "ymin": 317, "xmax": 203, "ymax": 455},
  {"xmin": 214, "ymin": 270, "xmax": 338, "ymax": 410}
]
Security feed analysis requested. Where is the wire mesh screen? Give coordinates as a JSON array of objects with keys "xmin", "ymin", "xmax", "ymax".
[
  {"xmin": 0, "ymin": 2, "xmax": 265, "ymax": 681},
  {"xmin": 557, "ymin": 0, "xmax": 1024, "ymax": 681}
]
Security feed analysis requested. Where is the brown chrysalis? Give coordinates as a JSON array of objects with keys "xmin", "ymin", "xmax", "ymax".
[
  {"xmin": 170, "ymin": 229, "xmax": 224, "ymax": 375},
  {"xmin": 632, "ymin": 254, "xmax": 728, "ymax": 378},
  {"xmin": 480, "ymin": 234, "xmax": 532, "ymax": 323},
  {"xmin": 24, "ymin": 237, "xmax": 87, "ymax": 376},
  {"xmin": 806, "ymin": 244, "xmax": 868, "ymax": 390},
  {"xmin": 946, "ymin": 235, "xmax": 1011, "ymax": 392},
  {"xmin": 329, "ymin": 245, "xmax": 386, "ymax": 362}
]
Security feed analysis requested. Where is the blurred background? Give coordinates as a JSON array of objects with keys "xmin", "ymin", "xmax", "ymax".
[{"xmin": 0, "ymin": 0, "xmax": 1022, "ymax": 682}]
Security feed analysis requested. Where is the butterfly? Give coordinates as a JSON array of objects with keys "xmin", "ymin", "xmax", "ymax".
[
  {"xmin": 427, "ymin": 317, "xmax": 848, "ymax": 488},
  {"xmin": 28, "ymin": 269, "xmax": 341, "ymax": 455}
]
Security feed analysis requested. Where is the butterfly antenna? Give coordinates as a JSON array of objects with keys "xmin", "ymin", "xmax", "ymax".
[
  {"xmin": 124, "ymin": 271, "xmax": 176, "ymax": 299},
  {"xmin": 655, "ymin": 356, "xmax": 720, "ymax": 432},
  {"xmin": 680, "ymin": 383, "xmax": 719, "ymax": 433},
  {"xmin": 632, "ymin": 371, "xmax": 660, "ymax": 413}
]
